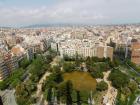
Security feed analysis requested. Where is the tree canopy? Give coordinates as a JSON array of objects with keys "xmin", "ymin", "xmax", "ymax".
[
  {"xmin": 109, "ymin": 69, "xmax": 130, "ymax": 89},
  {"xmin": 96, "ymin": 81, "xmax": 108, "ymax": 91}
]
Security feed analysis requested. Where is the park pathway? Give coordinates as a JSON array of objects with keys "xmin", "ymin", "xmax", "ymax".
[
  {"xmin": 36, "ymin": 72, "xmax": 50, "ymax": 105},
  {"xmin": 36, "ymin": 56, "xmax": 60, "ymax": 105},
  {"xmin": 103, "ymin": 71, "xmax": 117, "ymax": 105}
]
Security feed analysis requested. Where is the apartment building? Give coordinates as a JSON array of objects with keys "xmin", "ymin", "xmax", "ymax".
[
  {"xmin": 0, "ymin": 59, "xmax": 9, "ymax": 81},
  {"xmin": 26, "ymin": 47, "xmax": 34, "ymax": 61},
  {"xmin": 77, "ymin": 47, "xmax": 95, "ymax": 57},
  {"xmin": 96, "ymin": 46, "xmax": 104, "ymax": 58},
  {"xmin": 131, "ymin": 42, "xmax": 140, "ymax": 65},
  {"xmin": 106, "ymin": 46, "xmax": 113, "ymax": 61},
  {"xmin": 59, "ymin": 39, "xmax": 113, "ymax": 61},
  {"xmin": 4, "ymin": 53, "xmax": 19, "ymax": 72},
  {"xmin": 51, "ymin": 42, "xmax": 59, "ymax": 52},
  {"xmin": 0, "ymin": 53, "xmax": 19, "ymax": 81}
]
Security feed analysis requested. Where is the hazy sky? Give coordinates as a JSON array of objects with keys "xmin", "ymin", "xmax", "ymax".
[{"xmin": 0, "ymin": 0, "xmax": 140, "ymax": 26}]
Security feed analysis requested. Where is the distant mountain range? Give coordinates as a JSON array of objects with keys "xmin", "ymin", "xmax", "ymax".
[
  {"xmin": 0, "ymin": 24, "xmax": 83, "ymax": 28},
  {"xmin": 1, "ymin": 23, "xmax": 140, "ymax": 28},
  {"xmin": 22, "ymin": 23, "xmax": 90, "ymax": 28}
]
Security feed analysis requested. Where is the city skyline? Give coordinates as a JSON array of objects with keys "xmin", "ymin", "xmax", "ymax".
[{"xmin": 0, "ymin": 0, "xmax": 140, "ymax": 27}]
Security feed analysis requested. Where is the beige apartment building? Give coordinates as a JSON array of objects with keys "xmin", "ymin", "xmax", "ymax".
[{"xmin": 131, "ymin": 42, "xmax": 140, "ymax": 65}]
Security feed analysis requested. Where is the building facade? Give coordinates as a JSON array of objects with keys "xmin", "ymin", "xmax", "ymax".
[
  {"xmin": 59, "ymin": 39, "xmax": 113, "ymax": 61},
  {"xmin": 0, "ymin": 53, "xmax": 19, "ymax": 81},
  {"xmin": 131, "ymin": 42, "xmax": 140, "ymax": 65}
]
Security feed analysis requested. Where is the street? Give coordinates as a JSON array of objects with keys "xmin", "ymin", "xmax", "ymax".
[{"xmin": 0, "ymin": 89, "xmax": 17, "ymax": 105}]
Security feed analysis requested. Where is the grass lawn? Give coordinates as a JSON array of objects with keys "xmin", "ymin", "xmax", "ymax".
[{"xmin": 63, "ymin": 71, "xmax": 97, "ymax": 91}]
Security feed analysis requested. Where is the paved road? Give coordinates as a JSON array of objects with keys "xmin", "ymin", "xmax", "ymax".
[
  {"xmin": 133, "ymin": 96, "xmax": 140, "ymax": 105},
  {"xmin": 115, "ymin": 55, "xmax": 140, "ymax": 76},
  {"xmin": 125, "ymin": 63, "xmax": 140, "ymax": 76},
  {"xmin": 0, "ymin": 89, "xmax": 17, "ymax": 105}
]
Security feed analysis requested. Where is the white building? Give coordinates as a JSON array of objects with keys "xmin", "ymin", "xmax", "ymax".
[{"xmin": 59, "ymin": 39, "xmax": 113, "ymax": 60}]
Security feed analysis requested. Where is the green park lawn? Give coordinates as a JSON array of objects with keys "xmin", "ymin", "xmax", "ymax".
[{"xmin": 63, "ymin": 71, "xmax": 97, "ymax": 91}]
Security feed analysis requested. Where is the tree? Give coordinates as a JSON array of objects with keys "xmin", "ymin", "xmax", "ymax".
[
  {"xmin": 15, "ymin": 83, "xmax": 29, "ymax": 97},
  {"xmin": 66, "ymin": 81, "xmax": 73, "ymax": 105},
  {"xmin": 19, "ymin": 57, "xmax": 31, "ymax": 69},
  {"xmin": 16, "ymin": 83, "xmax": 37, "ymax": 105},
  {"xmin": 52, "ymin": 65, "xmax": 61, "ymax": 73},
  {"xmin": 56, "ymin": 89, "xmax": 61, "ymax": 104},
  {"xmin": 15, "ymin": 84, "xmax": 29, "ymax": 105},
  {"xmin": 16, "ymin": 96, "xmax": 29, "ymax": 105},
  {"xmin": 48, "ymin": 48, "xmax": 57, "ymax": 57},
  {"xmin": 10, "ymin": 79, "xmax": 21, "ymax": 88},
  {"xmin": 85, "ymin": 57, "xmax": 93, "ymax": 72},
  {"xmin": 47, "ymin": 70, "xmax": 63, "ymax": 84},
  {"xmin": 0, "ymin": 68, "xmax": 25, "ymax": 89},
  {"xmin": 29, "ymin": 56, "xmax": 46, "ymax": 82},
  {"xmin": 109, "ymin": 69, "xmax": 130, "ymax": 89},
  {"xmin": 96, "ymin": 81, "xmax": 108, "ymax": 91},
  {"xmin": 42, "ymin": 64, "xmax": 51, "ymax": 72},
  {"xmin": 76, "ymin": 91, "xmax": 81, "ymax": 105},
  {"xmin": 75, "ymin": 53, "xmax": 83, "ymax": 67},
  {"xmin": 58, "ymin": 81, "xmax": 73, "ymax": 105},
  {"xmin": 63, "ymin": 62, "xmax": 76, "ymax": 72},
  {"xmin": 121, "ymin": 87, "xmax": 131, "ymax": 97},
  {"xmin": 29, "ymin": 97, "xmax": 37, "ymax": 104},
  {"xmin": 91, "ymin": 70, "xmax": 103, "ymax": 79},
  {"xmin": 0, "ymin": 81, "xmax": 8, "ymax": 90},
  {"xmin": 25, "ymin": 81, "xmax": 37, "ymax": 94},
  {"xmin": 47, "ymin": 88, "xmax": 53, "ymax": 105},
  {"xmin": 63, "ymin": 55, "xmax": 75, "ymax": 61},
  {"xmin": 99, "ymin": 63, "xmax": 109, "ymax": 71},
  {"xmin": 128, "ymin": 81, "xmax": 138, "ymax": 92},
  {"xmin": 46, "ymin": 54, "xmax": 53, "ymax": 63}
]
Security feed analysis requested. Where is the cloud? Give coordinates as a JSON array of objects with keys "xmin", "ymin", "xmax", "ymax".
[
  {"xmin": 0, "ymin": 0, "xmax": 109, "ymax": 26},
  {"xmin": 0, "ymin": 0, "xmax": 140, "ymax": 26}
]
